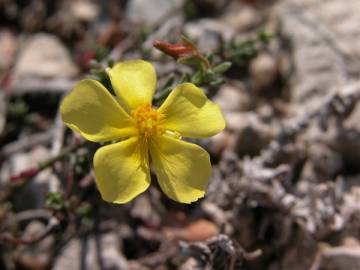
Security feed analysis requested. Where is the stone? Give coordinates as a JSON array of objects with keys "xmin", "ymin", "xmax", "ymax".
[
  {"xmin": 179, "ymin": 258, "xmax": 198, "ymax": 270},
  {"xmin": 300, "ymin": 143, "xmax": 343, "ymax": 182},
  {"xmin": 276, "ymin": 0, "xmax": 360, "ymax": 172},
  {"xmin": 22, "ymin": 220, "xmax": 53, "ymax": 256},
  {"xmin": 101, "ymin": 233, "xmax": 129, "ymax": 270},
  {"xmin": 53, "ymin": 238, "xmax": 81, "ymax": 270},
  {"xmin": 333, "ymin": 98, "xmax": 360, "ymax": 169},
  {"xmin": 54, "ymin": 233, "xmax": 128, "ymax": 270},
  {"xmin": 70, "ymin": 0, "xmax": 99, "ymax": 22},
  {"xmin": 184, "ymin": 2, "xmax": 261, "ymax": 52},
  {"xmin": 235, "ymin": 124, "xmax": 274, "ymax": 157},
  {"xmin": 224, "ymin": 112, "xmax": 251, "ymax": 133},
  {"xmin": 0, "ymin": 30, "xmax": 17, "ymax": 71},
  {"xmin": 278, "ymin": 0, "xmax": 360, "ymax": 113},
  {"xmin": 256, "ymin": 104, "xmax": 276, "ymax": 122},
  {"xmin": 207, "ymin": 131, "xmax": 234, "ymax": 157},
  {"xmin": 250, "ymin": 53, "xmax": 278, "ymax": 91},
  {"xmin": 184, "ymin": 19, "xmax": 235, "ymax": 51},
  {"xmin": 213, "ymin": 84, "xmax": 251, "ymax": 113},
  {"xmin": 224, "ymin": 112, "xmax": 275, "ymax": 156},
  {"xmin": 3, "ymin": 146, "xmax": 53, "ymax": 211},
  {"xmin": 321, "ymin": 245, "xmax": 360, "ymax": 270},
  {"xmin": 13, "ymin": 33, "xmax": 78, "ymax": 81},
  {"xmin": 131, "ymin": 194, "xmax": 161, "ymax": 227},
  {"xmin": 221, "ymin": 2, "xmax": 261, "ymax": 32},
  {"xmin": 126, "ymin": 0, "xmax": 184, "ymax": 27},
  {"xmin": 15, "ymin": 220, "xmax": 54, "ymax": 268}
]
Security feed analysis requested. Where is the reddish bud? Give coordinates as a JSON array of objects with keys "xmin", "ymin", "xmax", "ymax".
[
  {"xmin": 153, "ymin": 36, "xmax": 210, "ymax": 69},
  {"xmin": 153, "ymin": 40, "xmax": 194, "ymax": 59},
  {"xmin": 10, "ymin": 167, "xmax": 39, "ymax": 181}
]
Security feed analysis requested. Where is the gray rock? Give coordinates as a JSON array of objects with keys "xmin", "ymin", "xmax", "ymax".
[
  {"xmin": 53, "ymin": 238, "xmax": 81, "ymax": 270},
  {"xmin": 131, "ymin": 194, "xmax": 161, "ymax": 227},
  {"xmin": 184, "ymin": 19, "xmax": 235, "ymax": 51},
  {"xmin": 315, "ymin": 82, "xmax": 360, "ymax": 169},
  {"xmin": 13, "ymin": 33, "xmax": 78, "ymax": 81},
  {"xmin": 213, "ymin": 84, "xmax": 251, "ymax": 113},
  {"xmin": 333, "ymin": 95, "xmax": 360, "ymax": 169},
  {"xmin": 278, "ymin": 0, "xmax": 360, "ymax": 113},
  {"xmin": 70, "ymin": 0, "xmax": 99, "ymax": 22},
  {"xmin": 221, "ymin": 2, "xmax": 262, "ymax": 32},
  {"xmin": 179, "ymin": 258, "xmax": 198, "ymax": 270},
  {"xmin": 12, "ymin": 220, "xmax": 55, "ymax": 268},
  {"xmin": 207, "ymin": 131, "xmax": 234, "ymax": 157},
  {"xmin": 223, "ymin": 112, "xmax": 248, "ymax": 133},
  {"xmin": 321, "ymin": 245, "xmax": 360, "ymax": 270},
  {"xmin": 3, "ymin": 146, "xmax": 53, "ymax": 211},
  {"xmin": 225, "ymin": 112, "xmax": 275, "ymax": 156},
  {"xmin": 300, "ymin": 143, "xmax": 343, "ymax": 182},
  {"xmin": 126, "ymin": 0, "xmax": 184, "ymax": 27},
  {"xmin": 184, "ymin": 3, "xmax": 261, "ymax": 52},
  {"xmin": 250, "ymin": 53, "xmax": 278, "ymax": 91},
  {"xmin": 277, "ymin": 0, "xmax": 360, "ymax": 169},
  {"xmin": 54, "ymin": 233, "xmax": 128, "ymax": 270},
  {"xmin": 256, "ymin": 104, "xmax": 276, "ymax": 122},
  {"xmin": 0, "ymin": 30, "xmax": 17, "ymax": 71}
]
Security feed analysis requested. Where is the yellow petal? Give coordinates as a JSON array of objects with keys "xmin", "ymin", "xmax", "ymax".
[
  {"xmin": 107, "ymin": 60, "xmax": 157, "ymax": 110},
  {"xmin": 159, "ymin": 83, "xmax": 225, "ymax": 138},
  {"xmin": 61, "ymin": 79, "xmax": 136, "ymax": 142},
  {"xmin": 150, "ymin": 135, "xmax": 211, "ymax": 203},
  {"xmin": 94, "ymin": 137, "xmax": 150, "ymax": 204}
]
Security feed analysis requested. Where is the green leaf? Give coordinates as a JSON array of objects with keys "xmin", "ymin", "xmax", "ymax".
[
  {"xmin": 191, "ymin": 70, "xmax": 203, "ymax": 85},
  {"xmin": 46, "ymin": 192, "xmax": 64, "ymax": 210},
  {"xmin": 95, "ymin": 46, "xmax": 110, "ymax": 61},
  {"xmin": 257, "ymin": 29, "xmax": 273, "ymax": 44},
  {"xmin": 209, "ymin": 79, "xmax": 225, "ymax": 87},
  {"xmin": 212, "ymin": 62, "xmax": 232, "ymax": 74},
  {"xmin": 8, "ymin": 100, "xmax": 28, "ymax": 117},
  {"xmin": 181, "ymin": 73, "xmax": 192, "ymax": 83},
  {"xmin": 76, "ymin": 202, "xmax": 92, "ymax": 217}
]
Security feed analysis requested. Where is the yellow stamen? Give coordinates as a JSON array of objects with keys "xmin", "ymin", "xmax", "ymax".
[{"xmin": 131, "ymin": 103, "xmax": 164, "ymax": 139}]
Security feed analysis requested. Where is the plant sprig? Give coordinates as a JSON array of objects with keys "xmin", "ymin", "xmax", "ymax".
[{"xmin": 153, "ymin": 36, "xmax": 232, "ymax": 105}]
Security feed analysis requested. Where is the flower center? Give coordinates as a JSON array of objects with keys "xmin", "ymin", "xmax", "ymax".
[{"xmin": 131, "ymin": 103, "xmax": 165, "ymax": 139}]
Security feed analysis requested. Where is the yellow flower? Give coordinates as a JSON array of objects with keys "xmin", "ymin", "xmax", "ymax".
[{"xmin": 60, "ymin": 60, "xmax": 225, "ymax": 204}]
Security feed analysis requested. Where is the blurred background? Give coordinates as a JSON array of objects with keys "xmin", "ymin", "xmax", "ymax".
[{"xmin": 1, "ymin": 0, "xmax": 360, "ymax": 269}]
